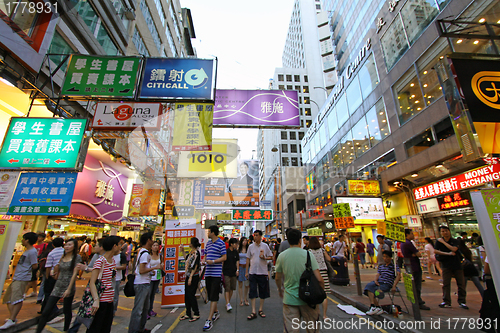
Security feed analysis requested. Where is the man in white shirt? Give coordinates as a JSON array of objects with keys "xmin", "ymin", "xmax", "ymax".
[
  {"xmin": 40, "ymin": 238, "xmax": 64, "ymax": 312},
  {"xmin": 113, "ymin": 238, "xmax": 128, "ymax": 315},
  {"xmin": 332, "ymin": 235, "xmax": 347, "ymax": 257},
  {"xmin": 245, "ymin": 230, "xmax": 273, "ymax": 320}
]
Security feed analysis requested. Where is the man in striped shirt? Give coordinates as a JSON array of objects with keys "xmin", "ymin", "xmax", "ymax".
[
  {"xmin": 40, "ymin": 238, "xmax": 64, "ymax": 312},
  {"xmin": 363, "ymin": 250, "xmax": 401, "ymax": 315},
  {"xmin": 202, "ymin": 225, "xmax": 226, "ymax": 331}
]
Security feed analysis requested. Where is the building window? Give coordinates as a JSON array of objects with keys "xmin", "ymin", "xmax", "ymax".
[
  {"xmin": 395, "ymin": 66, "xmax": 424, "ymax": 125},
  {"xmin": 294, "ymin": 75, "xmax": 300, "ymax": 82},
  {"xmin": 400, "ymin": 0, "xmax": 439, "ymax": 46},
  {"xmin": 165, "ymin": 25, "xmax": 178, "ymax": 57},
  {"xmin": 405, "ymin": 128, "xmax": 434, "ymax": 157},
  {"xmin": 316, "ymin": 4, "xmax": 321, "ymax": 9},
  {"xmin": 304, "ymin": 98, "xmax": 310, "ymax": 104},
  {"xmin": 301, "ymin": 120, "xmax": 304, "ymax": 127},
  {"xmin": 290, "ymin": 132, "xmax": 296, "ymax": 140},
  {"xmin": 278, "ymin": 74, "xmax": 284, "ymax": 81},
  {"xmin": 291, "ymin": 157, "xmax": 298, "ymax": 166},
  {"xmin": 279, "ymin": 85, "xmax": 285, "ymax": 90},
  {"xmin": 281, "ymin": 144, "xmax": 289, "ymax": 153},
  {"xmin": 352, "ymin": 117, "xmax": 370, "ymax": 158},
  {"xmin": 295, "ymin": 85, "xmax": 301, "ymax": 91},
  {"xmin": 380, "ymin": 14, "xmax": 409, "ymax": 70},
  {"xmin": 299, "ymin": 132, "xmax": 304, "ymax": 140},
  {"xmin": 132, "ymin": 27, "xmax": 149, "ymax": 56},
  {"xmin": 140, "ymin": 0, "xmax": 162, "ymax": 52},
  {"xmin": 76, "ymin": 1, "xmax": 118, "ymax": 55},
  {"xmin": 286, "ymin": 75, "xmax": 292, "ymax": 82},
  {"xmin": 303, "ymin": 86, "xmax": 309, "ymax": 93},
  {"xmin": 287, "ymin": 85, "xmax": 293, "ymax": 90},
  {"xmin": 281, "ymin": 131, "xmax": 287, "ymax": 140},
  {"xmin": 299, "ymin": 108, "xmax": 303, "ymax": 115},
  {"xmin": 346, "ymin": 78, "xmax": 362, "ymax": 114},
  {"xmin": 291, "ymin": 144, "xmax": 298, "ymax": 153},
  {"xmin": 366, "ymin": 98, "xmax": 390, "ymax": 146},
  {"xmin": 331, "ymin": 143, "xmax": 343, "ymax": 173},
  {"xmin": 304, "ymin": 75, "xmax": 308, "ymax": 82},
  {"xmin": 434, "ymin": 117, "xmax": 454, "ymax": 142},
  {"xmin": 358, "ymin": 54, "xmax": 379, "ymax": 100},
  {"xmin": 340, "ymin": 131, "xmax": 355, "ymax": 166},
  {"xmin": 48, "ymin": 31, "xmax": 74, "ymax": 72},
  {"xmin": 152, "ymin": 0, "xmax": 166, "ymax": 26},
  {"xmin": 417, "ymin": 46, "xmax": 450, "ymax": 106},
  {"xmin": 304, "ymin": 108, "xmax": 311, "ymax": 116},
  {"xmin": 336, "ymin": 94, "xmax": 349, "ymax": 127},
  {"xmin": 306, "ymin": 120, "xmax": 312, "ymax": 128},
  {"xmin": 1, "ymin": 0, "xmax": 39, "ymax": 36},
  {"xmin": 282, "ymin": 157, "xmax": 290, "ymax": 166},
  {"xmin": 169, "ymin": 2, "xmax": 182, "ymax": 41}
]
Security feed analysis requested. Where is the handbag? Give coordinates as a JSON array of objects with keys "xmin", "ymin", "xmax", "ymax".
[
  {"xmin": 459, "ymin": 251, "xmax": 478, "ymax": 277},
  {"xmin": 299, "ymin": 252, "xmax": 326, "ymax": 308},
  {"xmin": 323, "ymin": 249, "xmax": 336, "ymax": 282},
  {"xmin": 75, "ymin": 263, "xmax": 105, "ymax": 328},
  {"xmin": 124, "ymin": 250, "xmax": 146, "ymax": 297}
]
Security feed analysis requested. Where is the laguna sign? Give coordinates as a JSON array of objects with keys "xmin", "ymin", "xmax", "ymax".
[{"xmin": 92, "ymin": 102, "xmax": 162, "ymax": 130}]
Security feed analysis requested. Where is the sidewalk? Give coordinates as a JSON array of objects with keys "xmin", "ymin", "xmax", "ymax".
[
  {"xmin": 1, "ymin": 272, "xmax": 103, "ymax": 333},
  {"xmin": 330, "ymin": 262, "xmax": 485, "ymax": 333}
]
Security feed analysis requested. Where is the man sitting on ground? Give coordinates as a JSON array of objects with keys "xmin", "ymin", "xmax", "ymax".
[{"xmin": 364, "ymin": 250, "xmax": 401, "ymax": 315}]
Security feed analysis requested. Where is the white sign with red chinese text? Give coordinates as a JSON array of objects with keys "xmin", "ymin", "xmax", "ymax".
[
  {"xmin": 92, "ymin": 102, "xmax": 162, "ymax": 130},
  {"xmin": 413, "ymin": 164, "xmax": 500, "ymax": 201}
]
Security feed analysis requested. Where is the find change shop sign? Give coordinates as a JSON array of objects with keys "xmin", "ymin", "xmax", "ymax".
[
  {"xmin": 92, "ymin": 102, "xmax": 162, "ymax": 130},
  {"xmin": 0, "ymin": 118, "xmax": 87, "ymax": 170},
  {"xmin": 61, "ymin": 55, "xmax": 141, "ymax": 98},
  {"xmin": 139, "ymin": 58, "xmax": 214, "ymax": 100},
  {"xmin": 8, "ymin": 172, "xmax": 77, "ymax": 215},
  {"xmin": 213, "ymin": 90, "xmax": 300, "ymax": 127}
]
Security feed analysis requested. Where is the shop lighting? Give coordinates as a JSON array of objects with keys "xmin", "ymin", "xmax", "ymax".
[
  {"xmin": 436, "ymin": 163, "xmax": 444, "ymax": 168},
  {"xmin": 456, "ymin": 39, "xmax": 463, "ymax": 44},
  {"xmin": 410, "ymin": 83, "xmax": 414, "ymax": 87},
  {"xmin": 479, "ymin": 18, "xmax": 486, "ymax": 23},
  {"xmin": 473, "ymin": 40, "xmax": 479, "ymax": 45},
  {"xmin": 411, "ymin": 173, "xmax": 418, "ymax": 177},
  {"xmin": 393, "ymin": 181, "xmax": 400, "ymax": 185},
  {"xmin": 440, "ymin": 56, "xmax": 444, "ymax": 59},
  {"xmin": 423, "ymin": 71, "xmax": 428, "ymax": 75}
]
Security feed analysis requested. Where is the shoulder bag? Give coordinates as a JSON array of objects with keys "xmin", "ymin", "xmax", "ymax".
[
  {"xmin": 124, "ymin": 250, "xmax": 146, "ymax": 297},
  {"xmin": 299, "ymin": 251, "xmax": 326, "ymax": 308},
  {"xmin": 75, "ymin": 260, "xmax": 105, "ymax": 328},
  {"xmin": 323, "ymin": 249, "xmax": 336, "ymax": 282}
]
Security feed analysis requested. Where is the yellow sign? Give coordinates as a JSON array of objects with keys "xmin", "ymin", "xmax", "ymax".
[
  {"xmin": 66, "ymin": 225, "xmax": 100, "ymax": 233},
  {"xmin": 177, "ymin": 139, "xmax": 238, "ymax": 178},
  {"xmin": 347, "ymin": 180, "xmax": 380, "ymax": 195},
  {"xmin": 474, "ymin": 122, "xmax": 500, "ymax": 154},
  {"xmin": 377, "ymin": 220, "xmax": 386, "ymax": 235},
  {"xmin": 307, "ymin": 228, "xmax": 323, "ymax": 236},
  {"xmin": 172, "ymin": 102, "xmax": 214, "ymax": 151},
  {"xmin": 216, "ymin": 213, "xmax": 231, "ymax": 221},
  {"xmin": 471, "ymin": 71, "xmax": 500, "ymax": 110},
  {"xmin": 385, "ymin": 221, "xmax": 405, "ymax": 242},
  {"xmin": 0, "ymin": 221, "xmax": 9, "ymax": 254}
]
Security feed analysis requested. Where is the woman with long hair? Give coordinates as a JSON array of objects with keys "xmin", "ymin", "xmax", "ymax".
[
  {"xmin": 36, "ymin": 239, "xmax": 81, "ymax": 332},
  {"xmin": 179, "ymin": 237, "xmax": 201, "ymax": 322},
  {"xmin": 308, "ymin": 237, "xmax": 331, "ymax": 318},
  {"xmin": 424, "ymin": 237, "xmax": 442, "ymax": 278},
  {"xmin": 237, "ymin": 236, "xmax": 250, "ymax": 306},
  {"xmin": 148, "ymin": 241, "xmax": 162, "ymax": 319}
]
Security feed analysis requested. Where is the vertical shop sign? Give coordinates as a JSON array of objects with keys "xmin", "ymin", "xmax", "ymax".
[
  {"xmin": 162, "ymin": 219, "xmax": 197, "ymax": 308},
  {"xmin": 172, "ymin": 103, "xmax": 213, "ymax": 151},
  {"xmin": 178, "ymin": 180, "xmax": 194, "ymax": 206},
  {"xmin": 9, "ymin": 172, "xmax": 77, "ymax": 215},
  {"xmin": 0, "ymin": 118, "xmax": 87, "ymax": 170},
  {"xmin": 0, "ymin": 172, "xmax": 19, "ymax": 213},
  {"xmin": 0, "ymin": 220, "xmax": 9, "ymax": 254},
  {"xmin": 128, "ymin": 184, "xmax": 143, "ymax": 217},
  {"xmin": 61, "ymin": 55, "xmax": 141, "ymax": 98},
  {"xmin": 192, "ymin": 179, "xmax": 205, "ymax": 209},
  {"xmin": 140, "ymin": 182, "xmax": 162, "ymax": 216}
]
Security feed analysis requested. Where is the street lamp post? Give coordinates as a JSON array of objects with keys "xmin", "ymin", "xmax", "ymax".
[{"xmin": 271, "ymin": 145, "xmax": 285, "ymax": 238}]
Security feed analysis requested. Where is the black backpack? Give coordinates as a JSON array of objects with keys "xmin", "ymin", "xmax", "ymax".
[{"xmin": 299, "ymin": 251, "xmax": 326, "ymax": 308}]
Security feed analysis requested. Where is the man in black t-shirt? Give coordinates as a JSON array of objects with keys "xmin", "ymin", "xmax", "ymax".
[
  {"xmin": 434, "ymin": 225, "xmax": 467, "ymax": 309},
  {"xmin": 223, "ymin": 238, "xmax": 240, "ymax": 312}
]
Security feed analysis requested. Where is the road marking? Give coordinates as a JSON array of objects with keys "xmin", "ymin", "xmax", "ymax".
[
  {"xmin": 170, "ymin": 307, "xmax": 178, "ymax": 313},
  {"xmin": 120, "ymin": 295, "xmax": 162, "ymax": 304},
  {"xmin": 45, "ymin": 326, "xmax": 63, "ymax": 333},
  {"xmin": 118, "ymin": 305, "xmax": 133, "ymax": 311},
  {"xmin": 164, "ymin": 309, "xmax": 186, "ymax": 333},
  {"xmin": 327, "ymin": 296, "xmax": 388, "ymax": 333}
]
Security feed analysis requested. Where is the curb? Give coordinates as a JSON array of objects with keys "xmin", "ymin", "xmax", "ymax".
[{"xmin": 330, "ymin": 287, "xmax": 423, "ymax": 333}]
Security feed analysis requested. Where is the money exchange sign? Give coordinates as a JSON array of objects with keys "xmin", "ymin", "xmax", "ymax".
[
  {"xmin": 8, "ymin": 172, "xmax": 77, "ymax": 215},
  {"xmin": 0, "ymin": 118, "xmax": 87, "ymax": 170},
  {"xmin": 61, "ymin": 55, "xmax": 141, "ymax": 98},
  {"xmin": 231, "ymin": 209, "xmax": 273, "ymax": 221}
]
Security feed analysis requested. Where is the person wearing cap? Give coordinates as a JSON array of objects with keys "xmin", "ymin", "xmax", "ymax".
[{"xmin": 434, "ymin": 225, "xmax": 468, "ymax": 309}]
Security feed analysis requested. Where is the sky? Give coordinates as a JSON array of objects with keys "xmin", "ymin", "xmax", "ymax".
[{"xmin": 181, "ymin": 0, "xmax": 295, "ymax": 159}]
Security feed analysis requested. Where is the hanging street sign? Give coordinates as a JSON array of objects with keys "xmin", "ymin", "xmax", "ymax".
[
  {"xmin": 332, "ymin": 203, "xmax": 351, "ymax": 218},
  {"xmin": 61, "ymin": 55, "xmax": 141, "ymax": 98},
  {"xmin": 0, "ymin": 118, "xmax": 87, "ymax": 170},
  {"xmin": 139, "ymin": 58, "xmax": 215, "ymax": 100},
  {"xmin": 231, "ymin": 209, "xmax": 273, "ymax": 221},
  {"xmin": 92, "ymin": 102, "xmax": 163, "ymax": 130},
  {"xmin": 8, "ymin": 172, "xmax": 78, "ymax": 215}
]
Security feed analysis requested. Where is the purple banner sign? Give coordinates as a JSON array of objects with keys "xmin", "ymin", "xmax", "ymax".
[
  {"xmin": 70, "ymin": 155, "xmax": 128, "ymax": 223},
  {"xmin": 213, "ymin": 90, "xmax": 300, "ymax": 127}
]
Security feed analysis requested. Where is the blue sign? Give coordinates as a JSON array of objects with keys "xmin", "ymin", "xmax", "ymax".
[
  {"xmin": 8, "ymin": 172, "xmax": 78, "ymax": 215},
  {"xmin": 139, "ymin": 58, "xmax": 214, "ymax": 100},
  {"xmin": 192, "ymin": 179, "xmax": 205, "ymax": 209}
]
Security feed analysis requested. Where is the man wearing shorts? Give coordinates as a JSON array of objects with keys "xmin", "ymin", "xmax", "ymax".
[
  {"xmin": 364, "ymin": 250, "xmax": 401, "ymax": 315},
  {"xmin": 223, "ymin": 238, "xmax": 239, "ymax": 312},
  {"xmin": 203, "ymin": 225, "xmax": 226, "ymax": 331},
  {"xmin": 1, "ymin": 232, "xmax": 38, "ymax": 330},
  {"xmin": 246, "ymin": 230, "xmax": 273, "ymax": 320}
]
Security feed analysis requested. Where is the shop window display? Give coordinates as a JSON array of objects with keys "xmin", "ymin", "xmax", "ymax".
[{"xmin": 395, "ymin": 66, "xmax": 424, "ymax": 125}]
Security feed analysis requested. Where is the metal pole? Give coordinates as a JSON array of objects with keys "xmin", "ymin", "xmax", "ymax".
[
  {"xmin": 353, "ymin": 253, "xmax": 362, "ymax": 295},
  {"xmin": 404, "ymin": 258, "xmax": 422, "ymax": 320}
]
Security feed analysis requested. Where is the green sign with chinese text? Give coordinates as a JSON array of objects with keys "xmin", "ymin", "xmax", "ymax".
[
  {"xmin": 61, "ymin": 55, "xmax": 141, "ymax": 98},
  {"xmin": 231, "ymin": 209, "xmax": 273, "ymax": 221},
  {"xmin": 332, "ymin": 203, "xmax": 351, "ymax": 218},
  {"xmin": 0, "ymin": 118, "xmax": 87, "ymax": 170}
]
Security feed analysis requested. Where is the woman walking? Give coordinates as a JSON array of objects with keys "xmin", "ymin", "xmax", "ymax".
[
  {"xmin": 366, "ymin": 239, "xmax": 375, "ymax": 268},
  {"xmin": 424, "ymin": 237, "xmax": 442, "ymax": 278},
  {"xmin": 355, "ymin": 238, "xmax": 366, "ymax": 269},
  {"xmin": 36, "ymin": 239, "xmax": 81, "ymax": 333},
  {"xmin": 237, "ymin": 237, "xmax": 250, "ymax": 306},
  {"xmin": 148, "ymin": 241, "xmax": 162, "ymax": 319},
  {"xmin": 308, "ymin": 237, "xmax": 331, "ymax": 318},
  {"xmin": 179, "ymin": 237, "xmax": 201, "ymax": 322}
]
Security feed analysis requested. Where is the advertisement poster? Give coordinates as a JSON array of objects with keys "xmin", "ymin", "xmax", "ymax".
[
  {"xmin": 140, "ymin": 182, "xmax": 162, "ymax": 216},
  {"xmin": 336, "ymin": 197, "xmax": 385, "ymax": 220},
  {"xmin": 128, "ymin": 184, "xmax": 143, "ymax": 217},
  {"xmin": 172, "ymin": 102, "xmax": 214, "ymax": 151},
  {"xmin": 0, "ymin": 172, "xmax": 19, "ymax": 214},
  {"xmin": 162, "ymin": 219, "xmax": 197, "ymax": 308}
]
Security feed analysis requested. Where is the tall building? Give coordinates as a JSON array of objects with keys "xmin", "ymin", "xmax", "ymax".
[
  {"xmin": 302, "ymin": 0, "xmax": 500, "ymax": 245},
  {"xmin": 258, "ymin": 0, "xmax": 327, "ymax": 235}
]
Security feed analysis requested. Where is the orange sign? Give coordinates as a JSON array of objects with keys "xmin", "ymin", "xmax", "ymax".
[{"xmin": 334, "ymin": 216, "xmax": 355, "ymax": 229}]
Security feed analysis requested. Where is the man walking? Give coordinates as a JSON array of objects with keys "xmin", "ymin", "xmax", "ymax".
[
  {"xmin": 275, "ymin": 229, "xmax": 323, "ymax": 333},
  {"xmin": 332, "ymin": 234, "xmax": 346, "ymax": 257},
  {"xmin": 223, "ymin": 238, "xmax": 239, "ymax": 312},
  {"xmin": 128, "ymin": 232, "xmax": 161, "ymax": 333},
  {"xmin": 401, "ymin": 229, "xmax": 430, "ymax": 310},
  {"xmin": 434, "ymin": 225, "xmax": 468, "ymax": 309},
  {"xmin": 246, "ymin": 230, "xmax": 273, "ymax": 320},
  {"xmin": 203, "ymin": 225, "xmax": 226, "ymax": 331}
]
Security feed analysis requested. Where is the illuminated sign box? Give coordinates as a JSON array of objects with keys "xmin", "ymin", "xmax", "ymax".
[
  {"xmin": 436, "ymin": 191, "xmax": 471, "ymax": 211},
  {"xmin": 231, "ymin": 209, "xmax": 273, "ymax": 221},
  {"xmin": 347, "ymin": 180, "xmax": 380, "ymax": 195},
  {"xmin": 336, "ymin": 197, "xmax": 385, "ymax": 220}
]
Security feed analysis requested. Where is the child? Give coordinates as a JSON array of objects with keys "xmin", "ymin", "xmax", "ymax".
[{"xmin": 1, "ymin": 232, "xmax": 39, "ymax": 329}]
